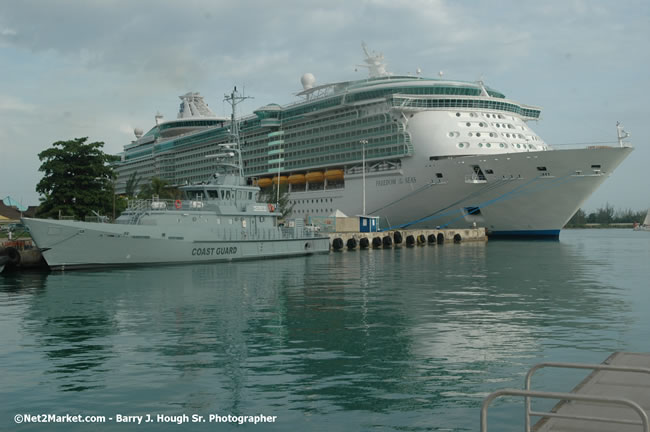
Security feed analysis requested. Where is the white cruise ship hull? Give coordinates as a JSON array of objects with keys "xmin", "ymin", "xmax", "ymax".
[
  {"xmin": 290, "ymin": 146, "xmax": 632, "ymax": 237},
  {"xmin": 22, "ymin": 218, "xmax": 330, "ymax": 270}
]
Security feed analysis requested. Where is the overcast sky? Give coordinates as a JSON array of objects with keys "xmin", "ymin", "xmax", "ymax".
[{"xmin": 1, "ymin": 0, "xmax": 648, "ymax": 212}]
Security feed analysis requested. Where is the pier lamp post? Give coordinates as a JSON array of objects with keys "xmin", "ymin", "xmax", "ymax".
[{"xmin": 360, "ymin": 139, "xmax": 368, "ymax": 216}]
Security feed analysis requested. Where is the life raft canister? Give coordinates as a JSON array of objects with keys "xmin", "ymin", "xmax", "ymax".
[{"xmin": 268, "ymin": 203, "xmax": 275, "ymax": 212}]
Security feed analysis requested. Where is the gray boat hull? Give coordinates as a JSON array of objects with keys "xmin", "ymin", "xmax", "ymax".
[{"xmin": 22, "ymin": 218, "xmax": 330, "ymax": 270}]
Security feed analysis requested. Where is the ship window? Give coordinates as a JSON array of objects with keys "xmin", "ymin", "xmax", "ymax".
[
  {"xmin": 226, "ymin": 191, "xmax": 231, "ymax": 200},
  {"xmin": 456, "ymin": 112, "xmax": 461, "ymax": 117},
  {"xmin": 465, "ymin": 206, "xmax": 481, "ymax": 215},
  {"xmin": 208, "ymin": 190, "xmax": 218, "ymax": 199},
  {"xmin": 436, "ymin": 173, "xmax": 444, "ymax": 178},
  {"xmin": 591, "ymin": 164, "xmax": 601, "ymax": 169},
  {"xmin": 485, "ymin": 169, "xmax": 494, "ymax": 174}
]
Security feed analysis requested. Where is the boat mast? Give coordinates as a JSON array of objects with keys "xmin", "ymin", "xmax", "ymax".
[{"xmin": 223, "ymin": 87, "xmax": 253, "ymax": 177}]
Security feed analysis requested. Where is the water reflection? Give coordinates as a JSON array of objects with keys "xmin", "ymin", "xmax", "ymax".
[{"xmin": 0, "ymin": 233, "xmax": 642, "ymax": 431}]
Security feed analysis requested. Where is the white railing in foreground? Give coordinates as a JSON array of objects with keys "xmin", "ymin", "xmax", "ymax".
[
  {"xmin": 524, "ymin": 362, "xmax": 650, "ymax": 432},
  {"xmin": 481, "ymin": 361, "xmax": 650, "ymax": 432},
  {"xmin": 480, "ymin": 388, "xmax": 649, "ymax": 432}
]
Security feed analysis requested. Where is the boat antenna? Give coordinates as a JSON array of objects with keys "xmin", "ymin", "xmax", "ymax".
[{"xmin": 223, "ymin": 86, "xmax": 253, "ymax": 177}]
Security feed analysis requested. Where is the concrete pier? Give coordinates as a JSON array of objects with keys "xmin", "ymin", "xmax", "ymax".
[
  {"xmin": 327, "ymin": 227, "xmax": 487, "ymax": 251},
  {"xmin": 0, "ymin": 239, "xmax": 47, "ymax": 272}
]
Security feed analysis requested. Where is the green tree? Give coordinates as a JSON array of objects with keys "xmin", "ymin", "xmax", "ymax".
[
  {"xmin": 259, "ymin": 184, "xmax": 294, "ymax": 219},
  {"xmin": 595, "ymin": 203, "xmax": 615, "ymax": 224},
  {"xmin": 138, "ymin": 177, "xmax": 179, "ymax": 200},
  {"xmin": 36, "ymin": 137, "xmax": 118, "ymax": 220},
  {"xmin": 125, "ymin": 171, "xmax": 142, "ymax": 198}
]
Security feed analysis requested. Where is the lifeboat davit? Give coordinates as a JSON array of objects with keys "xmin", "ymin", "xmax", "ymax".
[
  {"xmin": 324, "ymin": 169, "xmax": 344, "ymax": 181},
  {"xmin": 272, "ymin": 175, "xmax": 288, "ymax": 185},
  {"xmin": 288, "ymin": 174, "xmax": 306, "ymax": 185},
  {"xmin": 257, "ymin": 178, "xmax": 272, "ymax": 188},
  {"xmin": 306, "ymin": 171, "xmax": 324, "ymax": 183}
]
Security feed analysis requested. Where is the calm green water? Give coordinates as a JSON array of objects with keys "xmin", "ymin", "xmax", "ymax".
[{"xmin": 1, "ymin": 229, "xmax": 649, "ymax": 431}]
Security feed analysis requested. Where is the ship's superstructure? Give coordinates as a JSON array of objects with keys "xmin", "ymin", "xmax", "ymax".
[{"xmin": 114, "ymin": 46, "xmax": 633, "ymax": 237}]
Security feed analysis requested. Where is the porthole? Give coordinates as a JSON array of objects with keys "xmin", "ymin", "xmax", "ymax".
[
  {"xmin": 516, "ymin": 144, "xmax": 521, "ymax": 148},
  {"xmin": 468, "ymin": 132, "xmax": 473, "ymax": 137},
  {"xmin": 490, "ymin": 133, "xmax": 497, "ymax": 137},
  {"xmin": 486, "ymin": 143, "xmax": 491, "ymax": 148},
  {"xmin": 458, "ymin": 143, "xmax": 465, "ymax": 148},
  {"xmin": 466, "ymin": 122, "xmax": 471, "ymax": 127},
  {"xmin": 506, "ymin": 133, "xmax": 511, "ymax": 138},
  {"xmin": 479, "ymin": 122, "xmax": 486, "ymax": 127},
  {"xmin": 478, "ymin": 143, "xmax": 483, "ymax": 148},
  {"xmin": 456, "ymin": 112, "xmax": 461, "ymax": 117},
  {"xmin": 499, "ymin": 143, "xmax": 505, "ymax": 148},
  {"xmin": 476, "ymin": 133, "xmax": 481, "ymax": 137}
]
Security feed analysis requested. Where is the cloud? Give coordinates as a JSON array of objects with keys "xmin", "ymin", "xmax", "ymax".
[{"xmin": 0, "ymin": 95, "xmax": 35, "ymax": 113}]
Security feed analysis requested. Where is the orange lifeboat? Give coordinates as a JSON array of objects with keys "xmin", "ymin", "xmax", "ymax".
[
  {"xmin": 257, "ymin": 178, "xmax": 272, "ymax": 188},
  {"xmin": 288, "ymin": 174, "xmax": 306, "ymax": 185},
  {"xmin": 272, "ymin": 175, "xmax": 288, "ymax": 185},
  {"xmin": 306, "ymin": 171, "xmax": 324, "ymax": 183},
  {"xmin": 324, "ymin": 169, "xmax": 344, "ymax": 181}
]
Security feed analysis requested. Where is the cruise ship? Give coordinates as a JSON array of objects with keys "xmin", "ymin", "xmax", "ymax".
[{"xmin": 114, "ymin": 45, "xmax": 633, "ymax": 237}]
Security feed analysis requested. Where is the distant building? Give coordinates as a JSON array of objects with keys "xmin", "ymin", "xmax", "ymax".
[{"xmin": 0, "ymin": 198, "xmax": 38, "ymax": 223}]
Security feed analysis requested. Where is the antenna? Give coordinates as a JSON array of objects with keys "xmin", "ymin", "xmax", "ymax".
[
  {"xmin": 223, "ymin": 87, "xmax": 254, "ymax": 177},
  {"xmin": 616, "ymin": 121, "xmax": 630, "ymax": 148}
]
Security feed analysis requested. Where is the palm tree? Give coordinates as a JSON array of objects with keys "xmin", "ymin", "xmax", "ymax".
[{"xmin": 138, "ymin": 177, "xmax": 179, "ymax": 200}]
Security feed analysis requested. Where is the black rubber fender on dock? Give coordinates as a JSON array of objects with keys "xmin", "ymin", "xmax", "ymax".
[
  {"xmin": 417, "ymin": 234, "xmax": 426, "ymax": 245},
  {"xmin": 405, "ymin": 235, "xmax": 415, "ymax": 247},
  {"xmin": 372, "ymin": 237, "xmax": 382, "ymax": 248},
  {"xmin": 359, "ymin": 237, "xmax": 370, "ymax": 249},
  {"xmin": 382, "ymin": 236, "xmax": 393, "ymax": 248},
  {"xmin": 437, "ymin": 233, "xmax": 445, "ymax": 244},
  {"xmin": 453, "ymin": 233, "xmax": 462, "ymax": 243},
  {"xmin": 393, "ymin": 231, "xmax": 403, "ymax": 244},
  {"xmin": 332, "ymin": 238, "xmax": 344, "ymax": 250},
  {"xmin": 5, "ymin": 247, "xmax": 21, "ymax": 266},
  {"xmin": 427, "ymin": 234, "xmax": 436, "ymax": 244},
  {"xmin": 346, "ymin": 238, "xmax": 357, "ymax": 250}
]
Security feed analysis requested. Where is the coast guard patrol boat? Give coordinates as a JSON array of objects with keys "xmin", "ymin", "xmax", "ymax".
[{"xmin": 22, "ymin": 90, "xmax": 330, "ymax": 270}]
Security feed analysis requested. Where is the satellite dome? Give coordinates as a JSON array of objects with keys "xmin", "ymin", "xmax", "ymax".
[
  {"xmin": 134, "ymin": 128, "xmax": 144, "ymax": 138},
  {"xmin": 301, "ymin": 73, "xmax": 316, "ymax": 90}
]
